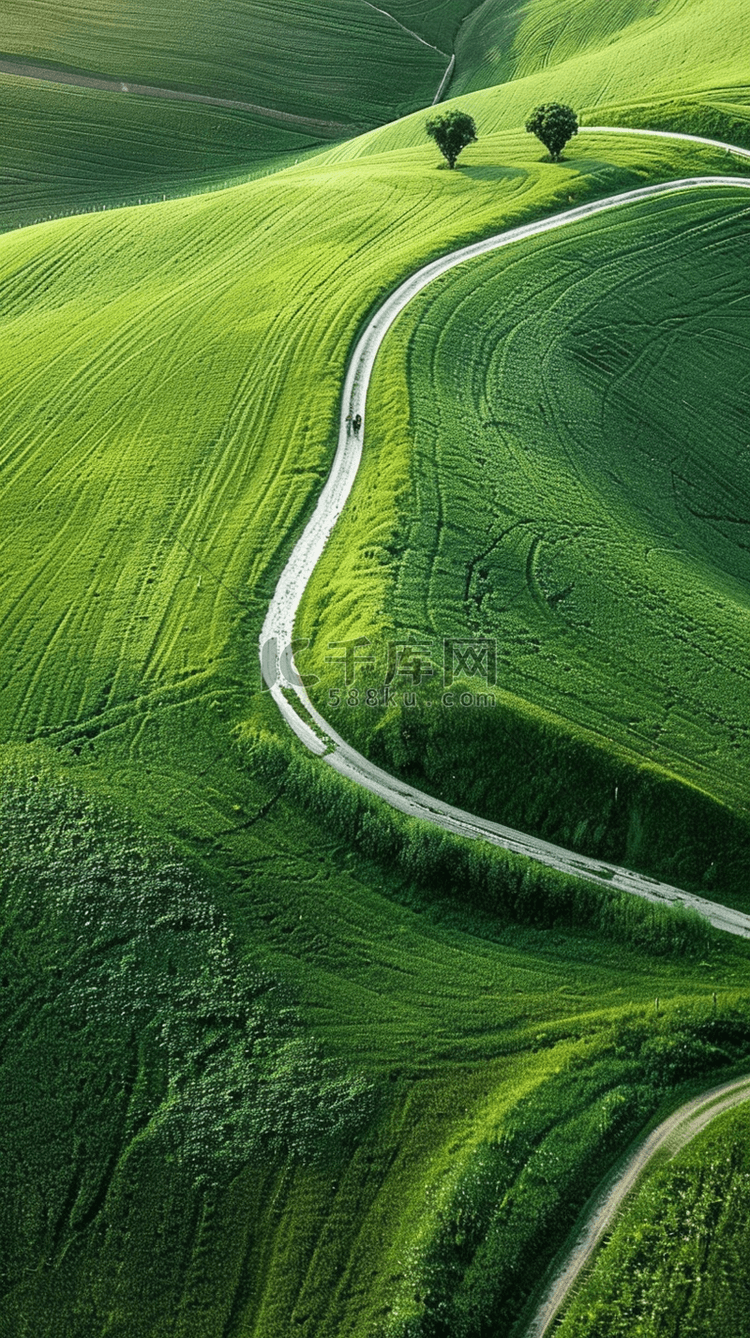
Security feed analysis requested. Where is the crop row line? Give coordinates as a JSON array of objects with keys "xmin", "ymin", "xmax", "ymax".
[{"xmin": 261, "ymin": 126, "xmax": 750, "ymax": 938}]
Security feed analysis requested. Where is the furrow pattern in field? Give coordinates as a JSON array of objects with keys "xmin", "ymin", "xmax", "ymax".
[{"xmin": 264, "ymin": 153, "xmax": 750, "ymax": 935}]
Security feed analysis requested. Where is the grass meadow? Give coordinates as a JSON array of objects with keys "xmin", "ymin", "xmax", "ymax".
[
  {"xmin": 0, "ymin": 0, "xmax": 473, "ymax": 125},
  {"xmin": 556, "ymin": 1102, "xmax": 750, "ymax": 1336},
  {"xmin": 451, "ymin": 0, "xmax": 750, "ymax": 113},
  {"xmin": 4, "ymin": 748, "xmax": 750, "ymax": 1336},
  {"xmin": 0, "ymin": 73, "xmax": 328, "ymax": 233},
  {"xmin": 325, "ymin": 0, "xmax": 750, "ymax": 161},
  {"xmin": 5, "ymin": 0, "xmax": 749, "ymax": 237},
  {"xmin": 3, "ymin": 1, "xmax": 750, "ymax": 1331},
  {"xmin": 0, "ymin": 0, "xmax": 477, "ymax": 233},
  {"xmin": 297, "ymin": 184, "xmax": 750, "ymax": 903},
  {"xmin": 1, "ymin": 123, "xmax": 749, "ymax": 1335}
]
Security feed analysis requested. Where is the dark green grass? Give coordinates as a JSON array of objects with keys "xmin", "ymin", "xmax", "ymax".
[
  {"xmin": 0, "ymin": 75, "xmax": 326, "ymax": 233},
  {"xmin": 556, "ymin": 1102, "xmax": 750, "ymax": 1336},
  {"xmin": 242, "ymin": 708, "xmax": 722, "ymax": 959},
  {"xmin": 1, "ymin": 0, "xmax": 457, "ymax": 127},
  {"xmin": 0, "ymin": 0, "xmax": 486, "ymax": 233},
  {"xmin": 0, "ymin": 0, "xmax": 479, "ymax": 230},
  {"xmin": 297, "ymin": 187, "xmax": 750, "ymax": 904},
  {"xmin": 3, "ymin": 746, "xmax": 750, "ymax": 1337},
  {"xmin": 2, "ymin": 122, "xmax": 750, "ymax": 1336}
]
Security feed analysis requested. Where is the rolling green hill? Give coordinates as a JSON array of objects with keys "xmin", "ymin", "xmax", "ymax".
[
  {"xmin": 0, "ymin": 0, "xmax": 476, "ymax": 234},
  {"xmin": 1, "ymin": 0, "xmax": 472, "ymax": 126},
  {"xmin": 7, "ymin": 752, "xmax": 746, "ymax": 1337},
  {"xmin": 557, "ymin": 1102, "xmax": 750, "ymax": 1336},
  {"xmin": 452, "ymin": 0, "xmax": 750, "ymax": 113},
  {"xmin": 326, "ymin": 0, "xmax": 750, "ymax": 161},
  {"xmin": 3, "ymin": 0, "xmax": 750, "ymax": 1332},
  {"xmin": 2, "ymin": 118, "xmax": 749, "ymax": 1335},
  {"xmin": 0, "ymin": 73, "xmax": 326, "ymax": 233},
  {"xmin": 6, "ymin": 130, "xmax": 736, "ymax": 758},
  {"xmin": 296, "ymin": 182, "xmax": 750, "ymax": 902},
  {"xmin": 5, "ymin": 0, "xmax": 750, "ymax": 240}
]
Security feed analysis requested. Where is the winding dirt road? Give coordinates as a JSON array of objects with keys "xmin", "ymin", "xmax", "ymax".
[
  {"xmin": 260, "ymin": 127, "xmax": 750, "ymax": 939},
  {"xmin": 524, "ymin": 1070, "xmax": 750, "ymax": 1336},
  {"xmin": 432, "ymin": 53, "xmax": 456, "ymax": 105}
]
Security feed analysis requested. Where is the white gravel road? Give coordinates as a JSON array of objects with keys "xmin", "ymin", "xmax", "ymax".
[{"xmin": 260, "ymin": 127, "xmax": 750, "ymax": 938}]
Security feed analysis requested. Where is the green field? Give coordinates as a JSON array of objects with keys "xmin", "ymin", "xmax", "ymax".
[
  {"xmin": 4, "ymin": 749, "xmax": 750, "ymax": 1337},
  {"xmin": 557, "ymin": 1102, "xmax": 750, "ymax": 1336},
  {"xmin": 1, "ymin": 0, "xmax": 473, "ymax": 125},
  {"xmin": 5, "ymin": 0, "xmax": 750, "ymax": 234},
  {"xmin": 2, "ymin": 0, "xmax": 750, "ymax": 1332},
  {"xmin": 451, "ymin": 0, "xmax": 750, "ymax": 116},
  {"xmin": 1, "ymin": 121, "xmax": 748, "ymax": 1337},
  {"xmin": 0, "ymin": 0, "xmax": 478, "ymax": 232},
  {"xmin": 297, "ymin": 183, "xmax": 750, "ymax": 901},
  {"xmin": 326, "ymin": 0, "xmax": 750, "ymax": 161},
  {"xmin": 0, "ymin": 73, "xmax": 329, "ymax": 233}
]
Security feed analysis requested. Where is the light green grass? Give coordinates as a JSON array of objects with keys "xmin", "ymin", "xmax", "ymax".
[
  {"xmin": 324, "ymin": 0, "xmax": 750, "ymax": 161},
  {"xmin": 556, "ymin": 1102, "xmax": 750, "ymax": 1336},
  {"xmin": 452, "ymin": 0, "xmax": 749, "ymax": 109},
  {"xmin": 2, "ymin": 127, "xmax": 750, "ymax": 1335},
  {"xmin": 6, "ymin": 130, "xmax": 738, "ymax": 753},
  {"xmin": 296, "ymin": 182, "xmax": 750, "ymax": 902}
]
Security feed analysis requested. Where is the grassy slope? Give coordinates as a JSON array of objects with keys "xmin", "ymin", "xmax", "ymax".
[
  {"xmin": 325, "ymin": 0, "xmax": 750, "ymax": 162},
  {"xmin": 296, "ymin": 184, "xmax": 750, "ymax": 901},
  {"xmin": 4, "ymin": 0, "xmax": 750, "ymax": 244},
  {"xmin": 3, "ymin": 124, "xmax": 750, "ymax": 1335},
  {"xmin": 7, "ymin": 132, "xmax": 736, "ymax": 755},
  {"xmin": 7, "ymin": 753, "xmax": 746, "ymax": 1338},
  {"xmin": 556, "ymin": 1102, "xmax": 750, "ymax": 1336},
  {"xmin": 10, "ymin": 0, "xmax": 749, "ymax": 242},
  {"xmin": 0, "ymin": 74, "xmax": 327, "ymax": 233},
  {"xmin": 452, "ymin": 0, "xmax": 749, "ymax": 109},
  {"xmin": 0, "ymin": 0, "xmax": 477, "ymax": 235},
  {"xmin": 0, "ymin": 0, "xmax": 464, "ymax": 125}
]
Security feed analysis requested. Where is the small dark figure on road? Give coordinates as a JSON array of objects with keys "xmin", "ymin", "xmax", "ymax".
[{"xmin": 353, "ymin": 414, "xmax": 362, "ymax": 433}]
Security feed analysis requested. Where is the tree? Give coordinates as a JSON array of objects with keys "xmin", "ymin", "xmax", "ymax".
[
  {"xmin": 525, "ymin": 103, "xmax": 578, "ymax": 162},
  {"xmin": 425, "ymin": 109, "xmax": 477, "ymax": 169}
]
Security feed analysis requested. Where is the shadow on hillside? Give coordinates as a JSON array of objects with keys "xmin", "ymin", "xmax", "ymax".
[{"xmin": 460, "ymin": 165, "xmax": 527, "ymax": 181}]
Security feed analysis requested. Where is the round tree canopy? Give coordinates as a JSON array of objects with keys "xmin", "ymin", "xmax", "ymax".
[
  {"xmin": 525, "ymin": 103, "xmax": 578, "ymax": 161},
  {"xmin": 426, "ymin": 109, "xmax": 478, "ymax": 169}
]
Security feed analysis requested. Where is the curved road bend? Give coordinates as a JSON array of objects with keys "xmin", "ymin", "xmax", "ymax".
[
  {"xmin": 0, "ymin": 57, "xmax": 349, "ymax": 137},
  {"xmin": 260, "ymin": 131, "xmax": 750, "ymax": 939},
  {"xmin": 525, "ymin": 1070, "xmax": 750, "ymax": 1337}
]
